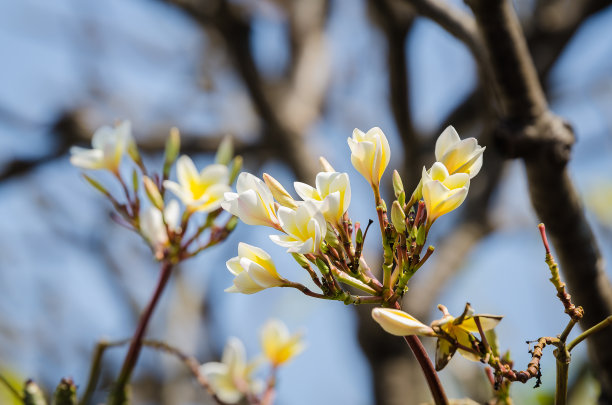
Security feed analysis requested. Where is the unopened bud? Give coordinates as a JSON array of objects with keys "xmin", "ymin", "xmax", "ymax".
[
  {"xmin": 164, "ymin": 127, "xmax": 181, "ymax": 168},
  {"xmin": 391, "ymin": 201, "xmax": 406, "ymax": 233},
  {"xmin": 126, "ymin": 136, "xmax": 140, "ymax": 164},
  {"xmin": 291, "ymin": 253, "xmax": 310, "ymax": 268},
  {"xmin": 392, "ymin": 170, "xmax": 404, "ymax": 197},
  {"xmin": 263, "ymin": 173, "xmax": 298, "ymax": 208},
  {"xmin": 356, "ymin": 228, "xmax": 364, "ymax": 245},
  {"xmin": 53, "ymin": 377, "xmax": 77, "ymax": 405},
  {"xmin": 24, "ymin": 380, "xmax": 47, "ymax": 405},
  {"xmin": 324, "ymin": 224, "xmax": 342, "ymax": 249},
  {"xmin": 214, "ymin": 135, "xmax": 233, "ymax": 166},
  {"xmin": 225, "ymin": 216, "xmax": 239, "ymax": 232},
  {"xmin": 416, "ymin": 224, "xmax": 426, "ymax": 246},
  {"xmin": 143, "ymin": 176, "xmax": 164, "ymax": 210},
  {"xmin": 131, "ymin": 169, "xmax": 139, "ymax": 194},
  {"xmin": 409, "ymin": 178, "xmax": 423, "ymax": 207},
  {"xmin": 319, "ymin": 156, "xmax": 336, "ymax": 172},
  {"xmin": 82, "ymin": 174, "xmax": 109, "ymax": 197},
  {"xmin": 229, "ymin": 156, "xmax": 243, "ymax": 184},
  {"xmin": 315, "ymin": 258, "xmax": 330, "ymax": 274}
]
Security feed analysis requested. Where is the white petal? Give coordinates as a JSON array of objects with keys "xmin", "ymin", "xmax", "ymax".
[
  {"xmin": 163, "ymin": 180, "xmax": 192, "ymax": 205},
  {"xmin": 435, "ymin": 126, "xmax": 461, "ymax": 161},
  {"xmin": 176, "ymin": 155, "xmax": 199, "ymax": 188},
  {"xmin": 372, "ymin": 308, "xmax": 434, "ymax": 336},
  {"xmin": 164, "ymin": 200, "xmax": 181, "ymax": 231},
  {"xmin": 294, "ymin": 182, "xmax": 319, "ymax": 201}
]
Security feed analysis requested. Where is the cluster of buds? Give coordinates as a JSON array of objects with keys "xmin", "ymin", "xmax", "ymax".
[
  {"xmin": 70, "ymin": 121, "xmax": 241, "ymax": 264},
  {"xmin": 221, "ymin": 126, "xmax": 485, "ymax": 308},
  {"xmin": 200, "ymin": 319, "xmax": 304, "ymax": 404}
]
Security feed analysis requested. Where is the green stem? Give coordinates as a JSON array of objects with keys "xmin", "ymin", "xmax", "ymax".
[
  {"xmin": 567, "ymin": 315, "xmax": 612, "ymax": 352},
  {"xmin": 332, "ymin": 269, "xmax": 378, "ymax": 295},
  {"xmin": 79, "ymin": 339, "xmax": 130, "ymax": 405},
  {"xmin": 0, "ymin": 372, "xmax": 22, "ymax": 402},
  {"xmin": 109, "ymin": 261, "xmax": 174, "ymax": 404},
  {"xmin": 555, "ymin": 348, "xmax": 570, "ymax": 405},
  {"xmin": 559, "ymin": 319, "xmax": 576, "ymax": 343}
]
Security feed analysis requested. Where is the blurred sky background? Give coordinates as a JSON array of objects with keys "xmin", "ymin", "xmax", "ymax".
[{"xmin": 1, "ymin": 0, "xmax": 612, "ymax": 404}]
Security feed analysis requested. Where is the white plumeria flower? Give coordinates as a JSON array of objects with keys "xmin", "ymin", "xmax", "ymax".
[
  {"xmin": 70, "ymin": 121, "xmax": 132, "ymax": 173},
  {"xmin": 225, "ymin": 243, "xmax": 284, "ymax": 294},
  {"xmin": 347, "ymin": 127, "xmax": 391, "ymax": 187},
  {"xmin": 261, "ymin": 319, "xmax": 305, "ymax": 367},
  {"xmin": 222, "ymin": 172, "xmax": 280, "ymax": 228},
  {"xmin": 435, "ymin": 126, "xmax": 485, "ymax": 178},
  {"xmin": 200, "ymin": 337, "xmax": 263, "ymax": 404},
  {"xmin": 422, "ymin": 162, "xmax": 470, "ymax": 225},
  {"xmin": 294, "ymin": 172, "xmax": 351, "ymax": 225},
  {"xmin": 371, "ymin": 307, "xmax": 435, "ymax": 337},
  {"xmin": 140, "ymin": 200, "xmax": 180, "ymax": 255},
  {"xmin": 163, "ymin": 155, "xmax": 230, "ymax": 213},
  {"xmin": 269, "ymin": 200, "xmax": 327, "ymax": 254}
]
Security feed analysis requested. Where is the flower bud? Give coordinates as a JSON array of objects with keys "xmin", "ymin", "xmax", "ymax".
[
  {"xmin": 324, "ymin": 223, "xmax": 342, "ymax": 249},
  {"xmin": 319, "ymin": 156, "xmax": 336, "ymax": 172},
  {"xmin": 392, "ymin": 170, "xmax": 404, "ymax": 197},
  {"xmin": 164, "ymin": 127, "xmax": 181, "ymax": 169},
  {"xmin": 391, "ymin": 201, "xmax": 406, "ymax": 233},
  {"xmin": 126, "ymin": 135, "xmax": 141, "ymax": 164},
  {"xmin": 371, "ymin": 308, "xmax": 435, "ymax": 337},
  {"xmin": 229, "ymin": 155, "xmax": 243, "ymax": 184},
  {"xmin": 263, "ymin": 173, "xmax": 298, "ymax": 209},
  {"xmin": 143, "ymin": 176, "xmax": 164, "ymax": 210},
  {"xmin": 82, "ymin": 174, "xmax": 110, "ymax": 197},
  {"xmin": 24, "ymin": 380, "xmax": 47, "ymax": 405},
  {"xmin": 53, "ymin": 377, "xmax": 77, "ymax": 405},
  {"xmin": 215, "ymin": 135, "xmax": 234, "ymax": 166},
  {"xmin": 315, "ymin": 257, "xmax": 330, "ymax": 275},
  {"xmin": 416, "ymin": 225, "xmax": 426, "ymax": 246},
  {"xmin": 291, "ymin": 253, "xmax": 311, "ymax": 268}
]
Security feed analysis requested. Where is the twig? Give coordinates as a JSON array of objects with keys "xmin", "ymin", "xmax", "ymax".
[
  {"xmin": 79, "ymin": 339, "xmax": 131, "ymax": 405},
  {"xmin": 110, "ymin": 260, "xmax": 174, "ymax": 404}
]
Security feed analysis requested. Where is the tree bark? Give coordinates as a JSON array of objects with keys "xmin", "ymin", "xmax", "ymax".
[{"xmin": 466, "ymin": 0, "xmax": 612, "ymax": 401}]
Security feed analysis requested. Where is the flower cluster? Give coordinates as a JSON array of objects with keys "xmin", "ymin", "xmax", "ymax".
[
  {"xmin": 221, "ymin": 125, "xmax": 485, "ymax": 305},
  {"xmin": 70, "ymin": 121, "xmax": 240, "ymax": 263},
  {"xmin": 200, "ymin": 319, "xmax": 304, "ymax": 404}
]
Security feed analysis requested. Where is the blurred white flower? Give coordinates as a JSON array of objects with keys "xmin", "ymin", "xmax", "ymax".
[
  {"xmin": 140, "ymin": 200, "xmax": 180, "ymax": 256},
  {"xmin": 200, "ymin": 337, "xmax": 262, "ymax": 404},
  {"xmin": 70, "ymin": 121, "xmax": 132, "ymax": 173},
  {"xmin": 261, "ymin": 319, "xmax": 305, "ymax": 367},
  {"xmin": 163, "ymin": 155, "xmax": 230, "ymax": 212}
]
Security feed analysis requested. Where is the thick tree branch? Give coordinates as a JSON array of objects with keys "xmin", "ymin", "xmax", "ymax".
[{"xmin": 466, "ymin": 0, "xmax": 612, "ymax": 401}]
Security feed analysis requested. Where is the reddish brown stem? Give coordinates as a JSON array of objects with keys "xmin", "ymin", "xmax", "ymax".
[
  {"xmin": 394, "ymin": 302, "xmax": 448, "ymax": 405},
  {"xmin": 110, "ymin": 260, "xmax": 173, "ymax": 403}
]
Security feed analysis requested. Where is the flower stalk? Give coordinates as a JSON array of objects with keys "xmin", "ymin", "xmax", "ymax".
[{"xmin": 109, "ymin": 260, "xmax": 173, "ymax": 405}]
